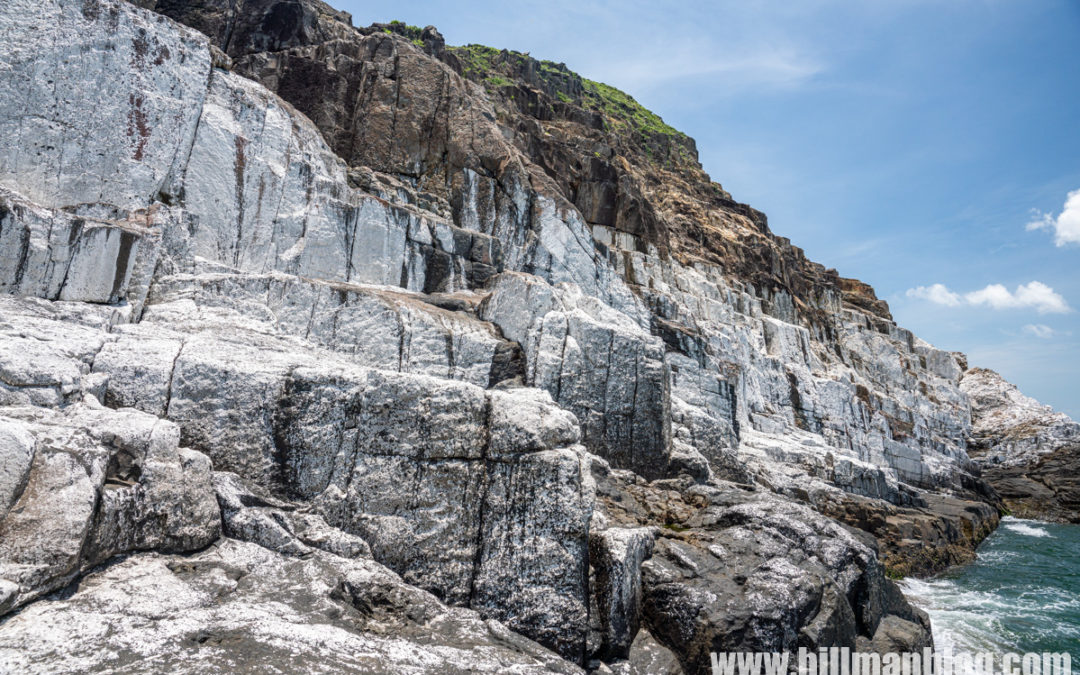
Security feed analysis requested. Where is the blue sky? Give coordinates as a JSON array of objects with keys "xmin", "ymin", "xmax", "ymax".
[{"xmin": 342, "ymin": 0, "xmax": 1080, "ymax": 418}]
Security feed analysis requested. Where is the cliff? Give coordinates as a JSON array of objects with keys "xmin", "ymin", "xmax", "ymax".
[
  {"xmin": 960, "ymin": 368, "xmax": 1080, "ymax": 523},
  {"xmin": 0, "ymin": 0, "xmax": 1065, "ymax": 672}
]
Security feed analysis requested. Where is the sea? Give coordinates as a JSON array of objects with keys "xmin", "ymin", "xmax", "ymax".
[{"xmin": 900, "ymin": 517, "xmax": 1080, "ymax": 658}]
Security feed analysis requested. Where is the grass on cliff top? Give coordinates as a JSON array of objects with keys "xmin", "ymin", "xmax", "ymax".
[
  {"xmin": 449, "ymin": 44, "xmax": 686, "ymax": 142},
  {"xmin": 385, "ymin": 20, "xmax": 425, "ymax": 47},
  {"xmin": 581, "ymin": 78, "xmax": 685, "ymax": 141},
  {"xmin": 389, "ymin": 20, "xmax": 422, "ymax": 37},
  {"xmin": 453, "ymin": 44, "xmax": 503, "ymax": 85}
]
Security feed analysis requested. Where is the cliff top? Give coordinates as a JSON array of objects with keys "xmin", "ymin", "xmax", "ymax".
[{"xmin": 133, "ymin": 0, "xmax": 894, "ymax": 324}]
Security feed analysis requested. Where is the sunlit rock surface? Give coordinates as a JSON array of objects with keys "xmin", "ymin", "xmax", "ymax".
[
  {"xmin": 0, "ymin": 0, "xmax": 1066, "ymax": 671},
  {"xmin": 961, "ymin": 367, "xmax": 1080, "ymax": 523}
]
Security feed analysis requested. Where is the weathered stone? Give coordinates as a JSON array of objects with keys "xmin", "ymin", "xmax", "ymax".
[
  {"xmin": 820, "ymin": 491, "xmax": 1000, "ymax": 578},
  {"xmin": 609, "ymin": 628, "xmax": 685, "ymax": 675},
  {"xmin": 962, "ymin": 367, "xmax": 1080, "ymax": 522},
  {"xmin": 590, "ymin": 467, "xmax": 930, "ymax": 673},
  {"xmin": 0, "ymin": 401, "xmax": 220, "ymax": 612},
  {"xmin": 589, "ymin": 527, "xmax": 656, "ymax": 659},
  {"xmin": 273, "ymin": 364, "xmax": 594, "ymax": 660},
  {"xmin": 0, "ymin": 421, "xmax": 34, "ymax": 515},
  {"xmin": 962, "ymin": 367, "xmax": 1080, "ymax": 468},
  {"xmin": 0, "ymin": 0, "xmax": 1067, "ymax": 670},
  {"xmin": 867, "ymin": 615, "xmax": 933, "ymax": 653},
  {"xmin": 0, "ymin": 539, "xmax": 584, "ymax": 674},
  {"xmin": 0, "ymin": 190, "xmax": 162, "ymax": 305},
  {"xmin": 0, "ymin": 296, "xmax": 121, "ymax": 407},
  {"xmin": 481, "ymin": 272, "xmax": 672, "ymax": 479},
  {"xmin": 982, "ymin": 444, "xmax": 1080, "ymax": 524},
  {"xmin": 0, "ymin": 0, "xmax": 211, "ymax": 211},
  {"xmin": 213, "ymin": 471, "xmax": 372, "ymax": 559}
]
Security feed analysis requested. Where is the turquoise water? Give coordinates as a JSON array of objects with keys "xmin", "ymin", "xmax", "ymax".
[{"xmin": 901, "ymin": 517, "xmax": 1080, "ymax": 658}]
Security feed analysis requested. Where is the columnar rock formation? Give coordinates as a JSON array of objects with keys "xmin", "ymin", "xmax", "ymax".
[{"xmin": 0, "ymin": 0, "xmax": 1065, "ymax": 672}]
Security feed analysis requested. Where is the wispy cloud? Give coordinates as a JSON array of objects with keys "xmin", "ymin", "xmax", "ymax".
[
  {"xmin": 906, "ymin": 281, "xmax": 1071, "ymax": 314},
  {"xmin": 588, "ymin": 42, "xmax": 823, "ymax": 93},
  {"xmin": 1027, "ymin": 188, "xmax": 1080, "ymax": 246},
  {"xmin": 1023, "ymin": 323, "xmax": 1056, "ymax": 339}
]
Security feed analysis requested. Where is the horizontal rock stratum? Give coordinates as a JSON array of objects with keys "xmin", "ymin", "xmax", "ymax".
[{"xmin": 0, "ymin": 0, "xmax": 1073, "ymax": 672}]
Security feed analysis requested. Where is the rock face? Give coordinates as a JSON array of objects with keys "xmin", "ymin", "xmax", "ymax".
[
  {"xmin": 0, "ymin": 0, "xmax": 1062, "ymax": 671},
  {"xmin": 979, "ymin": 444, "xmax": 1080, "ymax": 524},
  {"xmin": 961, "ymin": 367, "xmax": 1080, "ymax": 522},
  {"xmin": 819, "ymin": 491, "xmax": 999, "ymax": 578},
  {"xmin": 962, "ymin": 367, "xmax": 1080, "ymax": 467},
  {"xmin": 591, "ymin": 466, "xmax": 933, "ymax": 674},
  {"xmin": 0, "ymin": 398, "xmax": 220, "ymax": 611},
  {"xmin": 0, "ymin": 539, "xmax": 585, "ymax": 674}
]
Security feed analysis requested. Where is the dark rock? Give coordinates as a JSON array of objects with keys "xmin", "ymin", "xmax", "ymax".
[
  {"xmin": 610, "ymin": 628, "xmax": 685, "ymax": 675},
  {"xmin": 868, "ymin": 615, "xmax": 933, "ymax": 653},
  {"xmin": 983, "ymin": 443, "xmax": 1080, "ymax": 523},
  {"xmin": 820, "ymin": 491, "xmax": 1000, "ymax": 578},
  {"xmin": 590, "ymin": 467, "xmax": 930, "ymax": 675}
]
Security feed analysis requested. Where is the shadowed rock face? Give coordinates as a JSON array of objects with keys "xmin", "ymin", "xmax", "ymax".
[
  {"xmin": 981, "ymin": 444, "xmax": 1080, "ymax": 524},
  {"xmin": 0, "ymin": 0, "xmax": 1065, "ymax": 671},
  {"xmin": 590, "ymin": 467, "xmax": 935, "ymax": 674}
]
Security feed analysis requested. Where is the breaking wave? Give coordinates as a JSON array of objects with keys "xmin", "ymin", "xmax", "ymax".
[
  {"xmin": 1002, "ymin": 518, "xmax": 1053, "ymax": 538},
  {"xmin": 900, "ymin": 518, "xmax": 1080, "ymax": 656}
]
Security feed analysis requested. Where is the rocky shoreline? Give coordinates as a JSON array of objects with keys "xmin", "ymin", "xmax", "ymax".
[
  {"xmin": 962, "ymin": 368, "xmax": 1080, "ymax": 524},
  {"xmin": 0, "ymin": 0, "xmax": 1072, "ymax": 672},
  {"xmin": 823, "ymin": 492, "xmax": 1000, "ymax": 579}
]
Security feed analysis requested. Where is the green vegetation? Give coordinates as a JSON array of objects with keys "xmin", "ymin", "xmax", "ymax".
[
  {"xmin": 452, "ymin": 44, "xmax": 502, "ymax": 81},
  {"xmin": 885, "ymin": 568, "xmax": 906, "ymax": 581},
  {"xmin": 387, "ymin": 20, "xmax": 423, "ymax": 42},
  {"xmin": 538, "ymin": 60, "xmax": 567, "ymax": 76},
  {"xmin": 581, "ymin": 78, "xmax": 685, "ymax": 140},
  {"xmin": 449, "ymin": 45, "xmax": 519, "ymax": 90},
  {"xmin": 448, "ymin": 43, "xmax": 690, "ymax": 153}
]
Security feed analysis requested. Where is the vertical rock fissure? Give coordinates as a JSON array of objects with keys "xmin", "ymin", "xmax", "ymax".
[
  {"xmin": 232, "ymin": 135, "xmax": 247, "ymax": 267},
  {"xmin": 52, "ymin": 219, "xmax": 83, "ymax": 301},
  {"xmin": 466, "ymin": 393, "xmax": 494, "ymax": 607},
  {"xmin": 109, "ymin": 231, "xmax": 137, "ymax": 303},
  {"xmin": 162, "ymin": 339, "xmax": 185, "ymax": 418}
]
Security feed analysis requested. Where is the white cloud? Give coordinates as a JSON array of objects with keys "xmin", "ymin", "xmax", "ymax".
[
  {"xmin": 905, "ymin": 281, "xmax": 1071, "ymax": 314},
  {"xmin": 965, "ymin": 281, "xmax": 1070, "ymax": 314},
  {"xmin": 1027, "ymin": 188, "xmax": 1080, "ymax": 246},
  {"xmin": 1023, "ymin": 324, "xmax": 1055, "ymax": 339},
  {"xmin": 906, "ymin": 283, "xmax": 962, "ymax": 306}
]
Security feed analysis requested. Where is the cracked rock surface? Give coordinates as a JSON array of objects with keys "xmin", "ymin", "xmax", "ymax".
[
  {"xmin": 0, "ymin": 539, "xmax": 584, "ymax": 674},
  {"xmin": 0, "ymin": 0, "xmax": 1072, "ymax": 672}
]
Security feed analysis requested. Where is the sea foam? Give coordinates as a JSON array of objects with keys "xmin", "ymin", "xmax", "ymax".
[{"xmin": 1002, "ymin": 518, "xmax": 1052, "ymax": 538}]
